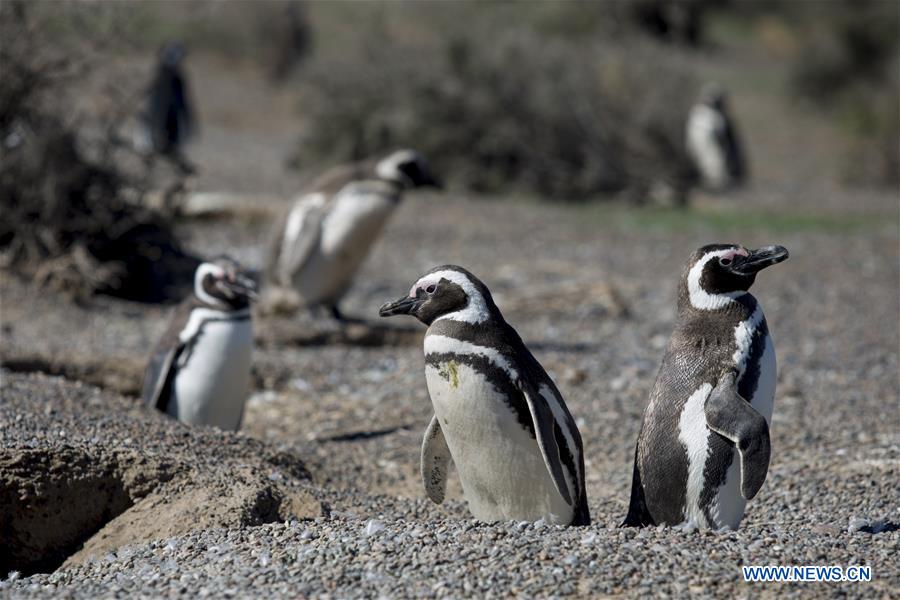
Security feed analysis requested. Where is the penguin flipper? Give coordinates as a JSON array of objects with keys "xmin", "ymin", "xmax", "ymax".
[
  {"xmin": 621, "ymin": 441, "xmax": 655, "ymax": 527},
  {"xmin": 142, "ymin": 298, "xmax": 197, "ymax": 413},
  {"xmin": 142, "ymin": 343, "xmax": 182, "ymax": 412},
  {"xmin": 517, "ymin": 379, "xmax": 575, "ymax": 508},
  {"xmin": 421, "ymin": 414, "xmax": 452, "ymax": 504},
  {"xmin": 704, "ymin": 371, "xmax": 771, "ymax": 500}
]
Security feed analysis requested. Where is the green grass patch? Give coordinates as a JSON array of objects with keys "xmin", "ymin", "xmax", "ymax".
[{"xmin": 571, "ymin": 203, "xmax": 894, "ymax": 235}]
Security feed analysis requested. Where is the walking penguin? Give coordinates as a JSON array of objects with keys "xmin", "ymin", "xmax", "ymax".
[{"xmin": 266, "ymin": 149, "xmax": 441, "ymax": 320}]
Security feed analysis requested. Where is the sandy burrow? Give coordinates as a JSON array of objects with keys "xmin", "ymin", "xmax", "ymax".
[{"xmin": 0, "ymin": 372, "xmax": 323, "ymax": 577}]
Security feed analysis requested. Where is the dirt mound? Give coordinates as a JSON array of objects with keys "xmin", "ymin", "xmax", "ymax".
[
  {"xmin": 0, "ymin": 353, "xmax": 145, "ymax": 397},
  {"xmin": 0, "ymin": 448, "xmax": 137, "ymax": 575},
  {"xmin": 0, "ymin": 372, "xmax": 323, "ymax": 576}
]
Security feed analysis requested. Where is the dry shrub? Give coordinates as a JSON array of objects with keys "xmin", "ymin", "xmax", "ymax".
[
  {"xmin": 0, "ymin": 3, "xmax": 197, "ymax": 302},
  {"xmin": 787, "ymin": 1, "xmax": 899, "ymax": 186},
  {"xmin": 292, "ymin": 15, "xmax": 697, "ymax": 202}
]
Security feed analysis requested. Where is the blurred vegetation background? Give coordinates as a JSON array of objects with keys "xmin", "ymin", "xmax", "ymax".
[
  {"xmin": 1, "ymin": 0, "xmax": 897, "ymax": 297},
  {"xmin": 5, "ymin": 0, "xmax": 898, "ymax": 193}
]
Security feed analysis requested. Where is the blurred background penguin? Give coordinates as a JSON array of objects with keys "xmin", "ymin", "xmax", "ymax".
[
  {"xmin": 686, "ymin": 82, "xmax": 747, "ymax": 192},
  {"xmin": 135, "ymin": 42, "xmax": 197, "ymax": 176}
]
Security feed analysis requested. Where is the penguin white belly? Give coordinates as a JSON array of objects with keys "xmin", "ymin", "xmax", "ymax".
[
  {"xmin": 678, "ymin": 383, "xmax": 714, "ymax": 529},
  {"xmin": 687, "ymin": 107, "xmax": 727, "ymax": 188},
  {"xmin": 710, "ymin": 331, "xmax": 777, "ymax": 530},
  {"xmin": 424, "ymin": 362, "xmax": 573, "ymax": 524},
  {"xmin": 294, "ymin": 191, "xmax": 394, "ymax": 305},
  {"xmin": 171, "ymin": 317, "xmax": 252, "ymax": 430}
]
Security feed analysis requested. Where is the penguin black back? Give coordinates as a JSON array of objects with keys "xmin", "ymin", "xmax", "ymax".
[{"xmin": 144, "ymin": 42, "xmax": 194, "ymax": 156}]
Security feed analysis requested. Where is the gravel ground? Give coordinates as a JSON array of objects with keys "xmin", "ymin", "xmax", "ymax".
[
  {"xmin": 2, "ymin": 48, "xmax": 899, "ymax": 597},
  {"xmin": 2, "ymin": 193, "xmax": 898, "ymax": 597}
]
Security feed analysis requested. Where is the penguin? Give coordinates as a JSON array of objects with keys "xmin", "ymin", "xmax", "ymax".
[
  {"xmin": 622, "ymin": 243, "xmax": 788, "ymax": 530},
  {"xmin": 136, "ymin": 42, "xmax": 197, "ymax": 174},
  {"xmin": 379, "ymin": 265, "xmax": 590, "ymax": 525},
  {"xmin": 685, "ymin": 83, "xmax": 746, "ymax": 191},
  {"xmin": 266, "ymin": 2, "xmax": 312, "ymax": 82},
  {"xmin": 265, "ymin": 149, "xmax": 441, "ymax": 320},
  {"xmin": 142, "ymin": 257, "xmax": 257, "ymax": 431}
]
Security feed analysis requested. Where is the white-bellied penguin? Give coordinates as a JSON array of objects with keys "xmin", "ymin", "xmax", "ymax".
[
  {"xmin": 266, "ymin": 149, "xmax": 441, "ymax": 321},
  {"xmin": 685, "ymin": 83, "xmax": 747, "ymax": 191},
  {"xmin": 142, "ymin": 257, "xmax": 257, "ymax": 431},
  {"xmin": 379, "ymin": 265, "xmax": 590, "ymax": 525}
]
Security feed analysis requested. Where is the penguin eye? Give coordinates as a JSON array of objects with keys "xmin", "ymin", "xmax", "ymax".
[
  {"xmin": 719, "ymin": 257, "xmax": 732, "ymax": 267},
  {"xmin": 425, "ymin": 284, "xmax": 437, "ymax": 294}
]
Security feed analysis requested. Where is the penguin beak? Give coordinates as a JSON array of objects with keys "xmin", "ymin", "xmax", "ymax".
[
  {"xmin": 219, "ymin": 272, "xmax": 259, "ymax": 302},
  {"xmin": 731, "ymin": 245, "xmax": 789, "ymax": 275},
  {"xmin": 378, "ymin": 295, "xmax": 421, "ymax": 317}
]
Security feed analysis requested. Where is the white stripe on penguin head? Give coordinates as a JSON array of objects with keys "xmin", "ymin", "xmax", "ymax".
[
  {"xmin": 687, "ymin": 249, "xmax": 746, "ymax": 310},
  {"xmin": 376, "ymin": 149, "xmax": 419, "ymax": 187},
  {"xmin": 194, "ymin": 262, "xmax": 228, "ymax": 309},
  {"xmin": 412, "ymin": 269, "xmax": 490, "ymax": 324}
]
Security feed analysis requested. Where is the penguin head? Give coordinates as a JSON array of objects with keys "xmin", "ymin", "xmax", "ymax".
[
  {"xmin": 159, "ymin": 42, "xmax": 186, "ymax": 68},
  {"xmin": 379, "ymin": 265, "xmax": 497, "ymax": 325},
  {"xmin": 194, "ymin": 256, "xmax": 259, "ymax": 310},
  {"xmin": 375, "ymin": 150, "xmax": 443, "ymax": 190},
  {"xmin": 682, "ymin": 244, "xmax": 789, "ymax": 310},
  {"xmin": 699, "ymin": 82, "xmax": 727, "ymax": 111}
]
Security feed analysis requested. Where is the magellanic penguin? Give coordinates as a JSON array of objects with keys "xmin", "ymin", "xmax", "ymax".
[
  {"xmin": 265, "ymin": 150, "xmax": 442, "ymax": 320},
  {"xmin": 379, "ymin": 266, "xmax": 590, "ymax": 525},
  {"xmin": 142, "ymin": 257, "xmax": 257, "ymax": 431},
  {"xmin": 622, "ymin": 244, "xmax": 788, "ymax": 530},
  {"xmin": 135, "ymin": 42, "xmax": 196, "ymax": 174},
  {"xmin": 685, "ymin": 83, "xmax": 746, "ymax": 191}
]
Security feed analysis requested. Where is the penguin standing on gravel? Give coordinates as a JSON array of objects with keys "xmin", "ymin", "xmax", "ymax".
[
  {"xmin": 142, "ymin": 257, "xmax": 257, "ymax": 431},
  {"xmin": 379, "ymin": 265, "xmax": 590, "ymax": 525},
  {"xmin": 685, "ymin": 83, "xmax": 746, "ymax": 191},
  {"xmin": 266, "ymin": 149, "xmax": 442, "ymax": 321},
  {"xmin": 622, "ymin": 244, "xmax": 788, "ymax": 530}
]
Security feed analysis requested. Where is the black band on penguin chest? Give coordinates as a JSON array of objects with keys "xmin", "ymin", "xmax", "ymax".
[
  {"xmin": 179, "ymin": 312, "xmax": 251, "ymax": 367},
  {"xmin": 425, "ymin": 320, "xmax": 540, "ymax": 438},
  {"xmin": 424, "ymin": 352, "xmax": 535, "ymax": 438},
  {"xmin": 425, "ymin": 320, "xmax": 586, "ymax": 510}
]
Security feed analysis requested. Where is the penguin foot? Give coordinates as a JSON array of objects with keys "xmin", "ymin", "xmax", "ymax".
[{"xmin": 329, "ymin": 304, "xmax": 345, "ymax": 322}]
